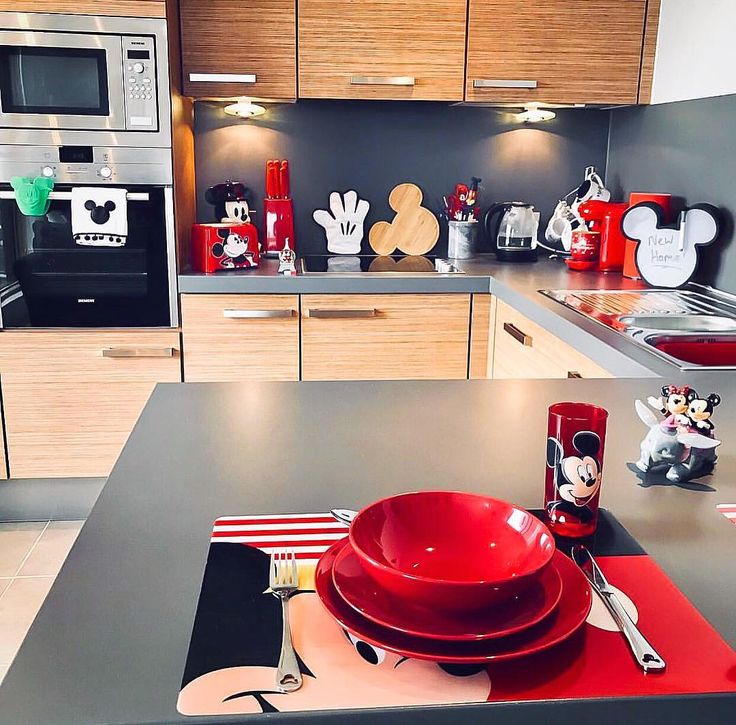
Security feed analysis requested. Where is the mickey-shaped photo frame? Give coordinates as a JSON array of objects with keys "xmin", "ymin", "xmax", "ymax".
[{"xmin": 621, "ymin": 202, "xmax": 720, "ymax": 288}]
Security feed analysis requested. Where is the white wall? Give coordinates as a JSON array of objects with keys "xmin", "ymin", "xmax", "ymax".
[{"xmin": 651, "ymin": 0, "xmax": 736, "ymax": 104}]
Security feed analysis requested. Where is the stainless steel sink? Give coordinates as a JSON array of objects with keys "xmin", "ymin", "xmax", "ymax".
[
  {"xmin": 539, "ymin": 286, "xmax": 736, "ymax": 370},
  {"xmin": 618, "ymin": 314, "xmax": 736, "ymax": 333}
]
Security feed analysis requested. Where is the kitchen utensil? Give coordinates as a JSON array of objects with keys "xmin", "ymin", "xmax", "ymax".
[
  {"xmin": 544, "ymin": 402, "xmax": 609, "ymax": 539},
  {"xmin": 331, "ymin": 508, "xmax": 357, "ymax": 525},
  {"xmin": 368, "ymin": 183, "xmax": 439, "ymax": 256},
  {"xmin": 332, "ymin": 539, "xmax": 562, "ymax": 640},
  {"xmin": 485, "ymin": 202, "xmax": 539, "ymax": 262},
  {"xmin": 577, "ymin": 200, "xmax": 628, "ymax": 272},
  {"xmin": 191, "ymin": 222, "xmax": 260, "ymax": 273},
  {"xmin": 572, "ymin": 545, "xmax": 666, "ymax": 673},
  {"xmin": 313, "ymin": 190, "xmax": 370, "ymax": 255},
  {"xmin": 447, "ymin": 220, "xmax": 478, "ymax": 259},
  {"xmin": 316, "ymin": 542, "xmax": 591, "ymax": 664},
  {"xmin": 264, "ymin": 159, "xmax": 295, "ymax": 256},
  {"xmin": 623, "ymin": 193, "xmax": 672, "ymax": 279},
  {"xmin": 280, "ymin": 160, "xmax": 290, "ymax": 199},
  {"xmin": 269, "ymin": 549, "xmax": 303, "ymax": 693},
  {"xmin": 349, "ymin": 491, "xmax": 555, "ymax": 611}
]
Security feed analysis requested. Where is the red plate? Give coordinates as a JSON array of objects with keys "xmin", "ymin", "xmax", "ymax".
[
  {"xmin": 332, "ymin": 540, "xmax": 562, "ymax": 641},
  {"xmin": 316, "ymin": 541, "xmax": 591, "ymax": 664}
]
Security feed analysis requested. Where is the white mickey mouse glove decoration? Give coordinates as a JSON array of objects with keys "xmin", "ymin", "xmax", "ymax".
[{"xmin": 313, "ymin": 190, "xmax": 370, "ymax": 254}]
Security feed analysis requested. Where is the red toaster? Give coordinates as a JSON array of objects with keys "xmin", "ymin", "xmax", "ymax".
[{"xmin": 191, "ymin": 222, "xmax": 260, "ymax": 273}]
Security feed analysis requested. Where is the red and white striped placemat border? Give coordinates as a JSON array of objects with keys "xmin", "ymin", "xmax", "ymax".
[
  {"xmin": 212, "ymin": 513, "xmax": 349, "ymax": 564},
  {"xmin": 716, "ymin": 504, "xmax": 736, "ymax": 525}
]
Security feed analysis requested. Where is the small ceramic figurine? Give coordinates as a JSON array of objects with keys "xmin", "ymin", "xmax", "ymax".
[
  {"xmin": 278, "ymin": 239, "xmax": 296, "ymax": 276},
  {"xmin": 634, "ymin": 387, "xmax": 722, "ymax": 483}
]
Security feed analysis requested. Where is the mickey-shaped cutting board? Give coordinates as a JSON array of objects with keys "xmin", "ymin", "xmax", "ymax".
[
  {"xmin": 621, "ymin": 202, "xmax": 720, "ymax": 288},
  {"xmin": 369, "ymin": 183, "xmax": 439, "ymax": 256}
]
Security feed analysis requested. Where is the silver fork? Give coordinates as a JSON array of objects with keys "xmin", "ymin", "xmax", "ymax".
[{"xmin": 269, "ymin": 549, "xmax": 303, "ymax": 693}]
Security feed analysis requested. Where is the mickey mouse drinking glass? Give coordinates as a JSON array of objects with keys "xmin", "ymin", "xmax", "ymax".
[{"xmin": 544, "ymin": 402, "xmax": 609, "ymax": 538}]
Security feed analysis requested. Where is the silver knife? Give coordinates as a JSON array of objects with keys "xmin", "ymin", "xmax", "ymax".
[
  {"xmin": 572, "ymin": 545, "xmax": 666, "ymax": 673},
  {"xmin": 330, "ymin": 508, "xmax": 357, "ymax": 526}
]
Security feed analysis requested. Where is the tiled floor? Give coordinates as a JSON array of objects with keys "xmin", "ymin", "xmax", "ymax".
[{"xmin": 0, "ymin": 520, "xmax": 83, "ymax": 686}]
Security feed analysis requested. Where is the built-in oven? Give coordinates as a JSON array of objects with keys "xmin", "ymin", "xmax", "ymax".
[
  {"xmin": 0, "ymin": 12, "xmax": 170, "ymax": 148},
  {"xmin": 0, "ymin": 145, "xmax": 177, "ymax": 328}
]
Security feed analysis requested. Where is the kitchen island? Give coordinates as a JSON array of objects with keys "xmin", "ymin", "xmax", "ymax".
[{"xmin": 1, "ymin": 377, "xmax": 735, "ymax": 723}]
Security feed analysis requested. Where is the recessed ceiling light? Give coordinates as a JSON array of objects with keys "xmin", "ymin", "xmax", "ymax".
[{"xmin": 223, "ymin": 100, "xmax": 266, "ymax": 118}]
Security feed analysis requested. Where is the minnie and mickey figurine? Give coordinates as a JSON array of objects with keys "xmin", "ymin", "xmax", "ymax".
[{"xmin": 546, "ymin": 385, "xmax": 722, "ymax": 527}]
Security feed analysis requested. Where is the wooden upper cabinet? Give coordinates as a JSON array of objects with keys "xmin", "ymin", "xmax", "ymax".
[
  {"xmin": 179, "ymin": 0, "xmax": 296, "ymax": 100},
  {"xmin": 298, "ymin": 0, "xmax": 467, "ymax": 101},
  {"xmin": 0, "ymin": 1, "xmax": 165, "ymax": 15},
  {"xmin": 466, "ymin": 0, "xmax": 648, "ymax": 105}
]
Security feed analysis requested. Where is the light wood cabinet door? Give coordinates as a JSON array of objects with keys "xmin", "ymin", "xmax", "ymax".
[
  {"xmin": 0, "ymin": 331, "xmax": 181, "ymax": 478},
  {"xmin": 181, "ymin": 294, "xmax": 299, "ymax": 382},
  {"xmin": 180, "ymin": 0, "xmax": 296, "ymax": 99},
  {"xmin": 298, "ymin": 0, "xmax": 467, "ymax": 101},
  {"xmin": 493, "ymin": 300, "xmax": 612, "ymax": 379},
  {"xmin": 301, "ymin": 294, "xmax": 470, "ymax": 380},
  {"xmin": 466, "ymin": 0, "xmax": 647, "ymax": 104}
]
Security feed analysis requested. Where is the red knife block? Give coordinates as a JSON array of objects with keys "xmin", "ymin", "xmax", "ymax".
[{"xmin": 263, "ymin": 198, "xmax": 295, "ymax": 256}]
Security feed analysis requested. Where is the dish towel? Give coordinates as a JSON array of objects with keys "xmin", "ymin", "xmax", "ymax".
[{"xmin": 71, "ymin": 187, "xmax": 128, "ymax": 247}]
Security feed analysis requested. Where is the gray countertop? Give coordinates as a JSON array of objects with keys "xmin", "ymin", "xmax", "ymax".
[
  {"xmin": 1, "ymin": 377, "xmax": 734, "ymax": 724},
  {"xmin": 180, "ymin": 256, "xmax": 667, "ymax": 378}
]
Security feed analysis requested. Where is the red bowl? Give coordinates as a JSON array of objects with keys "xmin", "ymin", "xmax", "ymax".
[{"xmin": 349, "ymin": 491, "xmax": 555, "ymax": 611}]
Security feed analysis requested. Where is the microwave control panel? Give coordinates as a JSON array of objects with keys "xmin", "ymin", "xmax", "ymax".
[{"xmin": 122, "ymin": 36, "xmax": 158, "ymax": 132}]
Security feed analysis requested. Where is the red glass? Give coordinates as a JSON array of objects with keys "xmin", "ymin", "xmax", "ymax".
[
  {"xmin": 544, "ymin": 402, "xmax": 609, "ymax": 538},
  {"xmin": 349, "ymin": 491, "xmax": 555, "ymax": 611}
]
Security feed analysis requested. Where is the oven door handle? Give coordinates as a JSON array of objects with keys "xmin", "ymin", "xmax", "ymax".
[{"xmin": 0, "ymin": 191, "xmax": 149, "ymax": 201}]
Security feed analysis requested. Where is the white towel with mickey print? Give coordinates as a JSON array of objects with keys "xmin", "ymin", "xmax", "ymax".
[{"xmin": 71, "ymin": 187, "xmax": 128, "ymax": 247}]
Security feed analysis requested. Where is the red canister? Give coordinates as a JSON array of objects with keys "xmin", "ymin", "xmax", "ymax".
[
  {"xmin": 623, "ymin": 193, "xmax": 672, "ymax": 279},
  {"xmin": 191, "ymin": 222, "xmax": 260, "ymax": 273}
]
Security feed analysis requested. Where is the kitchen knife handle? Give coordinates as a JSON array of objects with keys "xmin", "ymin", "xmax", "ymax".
[
  {"xmin": 472, "ymin": 79, "xmax": 538, "ymax": 89},
  {"xmin": 503, "ymin": 322, "xmax": 533, "ymax": 347},
  {"xmin": 223, "ymin": 309, "xmax": 296, "ymax": 319},
  {"xmin": 306, "ymin": 308, "xmax": 377, "ymax": 319},
  {"xmin": 350, "ymin": 76, "xmax": 415, "ymax": 86},
  {"xmin": 188, "ymin": 73, "xmax": 257, "ymax": 83},
  {"xmin": 102, "ymin": 347, "xmax": 175, "ymax": 358}
]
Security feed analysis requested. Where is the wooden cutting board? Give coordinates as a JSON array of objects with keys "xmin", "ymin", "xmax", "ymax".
[{"xmin": 369, "ymin": 183, "xmax": 439, "ymax": 256}]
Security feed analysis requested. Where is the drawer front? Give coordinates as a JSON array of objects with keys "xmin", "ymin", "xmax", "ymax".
[
  {"xmin": 493, "ymin": 300, "xmax": 612, "ymax": 379},
  {"xmin": 181, "ymin": 294, "xmax": 299, "ymax": 382},
  {"xmin": 0, "ymin": 330, "xmax": 181, "ymax": 381},
  {"xmin": 301, "ymin": 294, "xmax": 470, "ymax": 380},
  {"xmin": 0, "ymin": 1, "xmax": 166, "ymax": 16},
  {"xmin": 0, "ymin": 330, "xmax": 181, "ymax": 478}
]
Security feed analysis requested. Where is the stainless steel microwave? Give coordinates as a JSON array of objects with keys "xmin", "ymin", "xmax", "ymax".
[{"xmin": 0, "ymin": 12, "xmax": 171, "ymax": 148}]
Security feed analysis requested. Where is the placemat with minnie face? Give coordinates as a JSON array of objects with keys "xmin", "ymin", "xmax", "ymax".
[{"xmin": 177, "ymin": 510, "xmax": 736, "ymax": 717}]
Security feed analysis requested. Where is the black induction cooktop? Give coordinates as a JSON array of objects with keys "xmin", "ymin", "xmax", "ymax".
[{"xmin": 299, "ymin": 255, "xmax": 463, "ymax": 274}]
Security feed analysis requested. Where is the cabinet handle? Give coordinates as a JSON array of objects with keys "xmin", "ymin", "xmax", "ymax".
[
  {"xmin": 223, "ymin": 309, "xmax": 295, "ymax": 319},
  {"xmin": 472, "ymin": 79, "xmax": 538, "ymax": 89},
  {"xmin": 350, "ymin": 76, "xmax": 415, "ymax": 86},
  {"xmin": 102, "ymin": 347, "xmax": 175, "ymax": 358},
  {"xmin": 188, "ymin": 73, "xmax": 257, "ymax": 83},
  {"xmin": 567, "ymin": 370, "xmax": 583, "ymax": 379},
  {"xmin": 503, "ymin": 322, "xmax": 533, "ymax": 347},
  {"xmin": 306, "ymin": 308, "xmax": 377, "ymax": 319}
]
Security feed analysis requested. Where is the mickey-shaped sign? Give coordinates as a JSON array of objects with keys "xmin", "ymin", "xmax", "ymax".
[{"xmin": 621, "ymin": 202, "xmax": 720, "ymax": 288}]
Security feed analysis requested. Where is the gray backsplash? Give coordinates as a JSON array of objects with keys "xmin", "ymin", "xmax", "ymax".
[
  {"xmin": 607, "ymin": 94, "xmax": 736, "ymax": 292},
  {"xmin": 193, "ymin": 100, "xmax": 609, "ymax": 256}
]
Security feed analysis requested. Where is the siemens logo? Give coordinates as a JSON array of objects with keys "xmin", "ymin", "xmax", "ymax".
[{"xmin": 77, "ymin": 299, "xmax": 96, "ymax": 304}]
